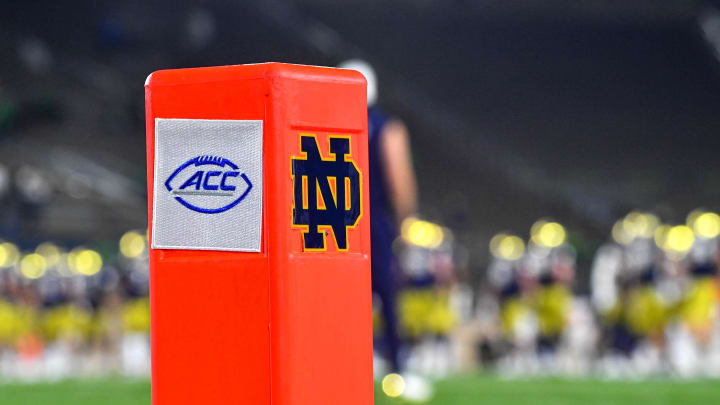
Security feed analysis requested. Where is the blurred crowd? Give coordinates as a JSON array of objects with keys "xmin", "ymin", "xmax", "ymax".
[
  {"xmin": 590, "ymin": 211, "xmax": 720, "ymax": 378},
  {"xmin": 1, "ymin": 212, "xmax": 719, "ymax": 383},
  {"xmin": 371, "ymin": 210, "xmax": 720, "ymax": 383},
  {"xmin": 0, "ymin": 231, "xmax": 150, "ymax": 380},
  {"xmin": 484, "ymin": 212, "xmax": 720, "ymax": 379}
]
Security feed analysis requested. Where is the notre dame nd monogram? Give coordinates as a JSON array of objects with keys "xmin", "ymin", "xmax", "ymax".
[{"xmin": 291, "ymin": 134, "xmax": 362, "ymax": 251}]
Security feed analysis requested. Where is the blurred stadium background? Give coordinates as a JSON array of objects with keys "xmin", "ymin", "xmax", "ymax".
[{"xmin": 3, "ymin": 0, "xmax": 720, "ymax": 403}]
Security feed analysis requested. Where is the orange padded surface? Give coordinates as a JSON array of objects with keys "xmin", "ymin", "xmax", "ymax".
[{"xmin": 145, "ymin": 63, "xmax": 372, "ymax": 405}]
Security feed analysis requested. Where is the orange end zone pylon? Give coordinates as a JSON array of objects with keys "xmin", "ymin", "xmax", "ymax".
[{"xmin": 145, "ymin": 63, "xmax": 372, "ymax": 405}]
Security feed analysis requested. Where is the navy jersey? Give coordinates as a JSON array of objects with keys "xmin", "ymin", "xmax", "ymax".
[
  {"xmin": 368, "ymin": 106, "xmax": 396, "ymax": 243},
  {"xmin": 368, "ymin": 106, "xmax": 402, "ymax": 371}
]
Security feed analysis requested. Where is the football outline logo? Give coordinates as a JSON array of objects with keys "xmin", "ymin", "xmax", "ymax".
[{"xmin": 164, "ymin": 155, "xmax": 252, "ymax": 214}]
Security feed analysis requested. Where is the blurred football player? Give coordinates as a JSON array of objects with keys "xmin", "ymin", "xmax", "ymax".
[
  {"xmin": 339, "ymin": 60, "xmax": 418, "ymax": 374},
  {"xmin": 534, "ymin": 245, "xmax": 575, "ymax": 356},
  {"xmin": 397, "ymin": 231, "xmax": 457, "ymax": 378},
  {"xmin": 682, "ymin": 237, "xmax": 719, "ymax": 347},
  {"xmin": 603, "ymin": 236, "xmax": 665, "ymax": 376},
  {"xmin": 667, "ymin": 235, "xmax": 720, "ymax": 376}
]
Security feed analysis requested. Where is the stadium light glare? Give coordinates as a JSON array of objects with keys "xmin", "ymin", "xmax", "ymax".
[
  {"xmin": 623, "ymin": 211, "xmax": 659, "ymax": 239},
  {"xmin": 654, "ymin": 224, "xmax": 669, "ymax": 249},
  {"xmin": 120, "ymin": 231, "xmax": 146, "ymax": 258},
  {"xmin": 0, "ymin": 245, "xmax": 7, "ymax": 267},
  {"xmin": 20, "ymin": 253, "xmax": 47, "ymax": 279},
  {"xmin": 530, "ymin": 220, "xmax": 566, "ymax": 248},
  {"xmin": 692, "ymin": 212, "xmax": 720, "ymax": 239},
  {"xmin": 35, "ymin": 242, "xmax": 61, "ymax": 268},
  {"xmin": 490, "ymin": 233, "xmax": 506, "ymax": 255},
  {"xmin": 489, "ymin": 233, "xmax": 525, "ymax": 261},
  {"xmin": 0, "ymin": 242, "xmax": 20, "ymax": 268},
  {"xmin": 686, "ymin": 209, "xmax": 705, "ymax": 229},
  {"xmin": 75, "ymin": 249, "xmax": 103, "ymax": 276},
  {"xmin": 401, "ymin": 217, "xmax": 444, "ymax": 249},
  {"xmin": 659, "ymin": 225, "xmax": 695, "ymax": 257},
  {"xmin": 68, "ymin": 247, "xmax": 103, "ymax": 276},
  {"xmin": 381, "ymin": 373, "xmax": 405, "ymax": 398},
  {"xmin": 612, "ymin": 220, "xmax": 633, "ymax": 245}
]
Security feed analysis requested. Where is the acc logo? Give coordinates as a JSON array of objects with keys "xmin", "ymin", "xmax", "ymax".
[
  {"xmin": 291, "ymin": 134, "xmax": 362, "ymax": 251},
  {"xmin": 164, "ymin": 155, "xmax": 252, "ymax": 214}
]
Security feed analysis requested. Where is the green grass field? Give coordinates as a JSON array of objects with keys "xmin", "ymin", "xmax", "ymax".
[{"xmin": 0, "ymin": 375, "xmax": 718, "ymax": 405}]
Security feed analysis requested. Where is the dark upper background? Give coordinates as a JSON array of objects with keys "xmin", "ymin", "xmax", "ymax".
[{"xmin": 2, "ymin": 0, "xmax": 720, "ymax": 288}]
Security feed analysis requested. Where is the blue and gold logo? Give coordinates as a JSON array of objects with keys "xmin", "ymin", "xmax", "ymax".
[
  {"xmin": 164, "ymin": 155, "xmax": 252, "ymax": 214},
  {"xmin": 291, "ymin": 134, "xmax": 362, "ymax": 251}
]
